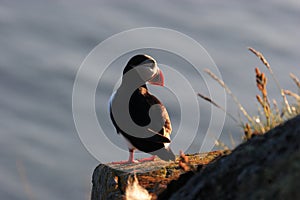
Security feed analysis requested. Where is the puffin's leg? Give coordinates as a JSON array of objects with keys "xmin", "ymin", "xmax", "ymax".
[
  {"xmin": 128, "ymin": 149, "xmax": 139, "ymax": 163},
  {"xmin": 111, "ymin": 149, "xmax": 138, "ymax": 164}
]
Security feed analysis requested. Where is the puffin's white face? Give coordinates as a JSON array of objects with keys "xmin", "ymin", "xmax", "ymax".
[{"xmin": 135, "ymin": 59, "xmax": 164, "ymax": 86}]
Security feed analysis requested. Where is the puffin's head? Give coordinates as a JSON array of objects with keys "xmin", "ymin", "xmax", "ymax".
[{"xmin": 123, "ymin": 54, "xmax": 164, "ymax": 86}]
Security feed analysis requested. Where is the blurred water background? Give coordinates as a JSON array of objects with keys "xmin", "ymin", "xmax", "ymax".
[{"xmin": 1, "ymin": 0, "xmax": 299, "ymax": 199}]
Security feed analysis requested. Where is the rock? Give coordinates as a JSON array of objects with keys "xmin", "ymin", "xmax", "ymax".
[
  {"xmin": 158, "ymin": 115, "xmax": 300, "ymax": 200},
  {"xmin": 91, "ymin": 151, "xmax": 228, "ymax": 200}
]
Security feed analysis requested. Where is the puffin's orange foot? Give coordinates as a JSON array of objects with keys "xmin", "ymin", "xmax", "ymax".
[
  {"xmin": 110, "ymin": 159, "xmax": 139, "ymax": 164},
  {"xmin": 110, "ymin": 155, "xmax": 140, "ymax": 164},
  {"xmin": 137, "ymin": 155, "xmax": 156, "ymax": 162}
]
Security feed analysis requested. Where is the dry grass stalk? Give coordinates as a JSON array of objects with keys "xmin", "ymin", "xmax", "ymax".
[
  {"xmin": 290, "ymin": 73, "xmax": 300, "ymax": 89},
  {"xmin": 290, "ymin": 73, "xmax": 300, "ymax": 94},
  {"xmin": 197, "ymin": 93, "xmax": 239, "ymax": 123},
  {"xmin": 243, "ymin": 123, "xmax": 252, "ymax": 139},
  {"xmin": 284, "ymin": 90, "xmax": 300, "ymax": 102},
  {"xmin": 200, "ymin": 48, "xmax": 299, "ymax": 142},
  {"xmin": 204, "ymin": 69, "xmax": 254, "ymax": 125},
  {"xmin": 248, "ymin": 47, "xmax": 270, "ymax": 69},
  {"xmin": 255, "ymin": 67, "xmax": 271, "ymax": 127},
  {"xmin": 272, "ymin": 99, "xmax": 283, "ymax": 121},
  {"xmin": 248, "ymin": 47, "xmax": 292, "ymax": 114},
  {"xmin": 179, "ymin": 151, "xmax": 191, "ymax": 172},
  {"xmin": 256, "ymin": 95, "xmax": 264, "ymax": 106},
  {"xmin": 214, "ymin": 140, "xmax": 230, "ymax": 151},
  {"xmin": 282, "ymin": 94, "xmax": 292, "ymax": 114},
  {"xmin": 228, "ymin": 133, "xmax": 236, "ymax": 149},
  {"xmin": 255, "ymin": 68, "xmax": 269, "ymax": 103}
]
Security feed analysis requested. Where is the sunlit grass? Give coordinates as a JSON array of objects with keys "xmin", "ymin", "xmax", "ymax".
[{"xmin": 198, "ymin": 47, "xmax": 300, "ymax": 141}]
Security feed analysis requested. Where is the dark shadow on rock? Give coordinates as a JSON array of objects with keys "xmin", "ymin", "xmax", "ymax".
[{"xmin": 158, "ymin": 115, "xmax": 300, "ymax": 200}]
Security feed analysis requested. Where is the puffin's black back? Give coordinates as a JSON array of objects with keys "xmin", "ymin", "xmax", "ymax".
[{"xmin": 123, "ymin": 54, "xmax": 155, "ymax": 75}]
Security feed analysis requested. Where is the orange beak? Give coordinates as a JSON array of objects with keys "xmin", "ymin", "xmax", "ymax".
[{"xmin": 148, "ymin": 69, "xmax": 164, "ymax": 86}]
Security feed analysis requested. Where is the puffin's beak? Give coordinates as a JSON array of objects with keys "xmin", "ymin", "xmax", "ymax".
[{"xmin": 148, "ymin": 69, "xmax": 164, "ymax": 86}]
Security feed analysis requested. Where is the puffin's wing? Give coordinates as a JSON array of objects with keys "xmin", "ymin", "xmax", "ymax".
[
  {"xmin": 142, "ymin": 91, "xmax": 172, "ymax": 143},
  {"xmin": 132, "ymin": 128, "xmax": 171, "ymax": 143},
  {"xmin": 109, "ymin": 91, "xmax": 171, "ymax": 143},
  {"xmin": 146, "ymin": 104, "xmax": 175, "ymax": 161},
  {"xmin": 160, "ymin": 104, "xmax": 172, "ymax": 139}
]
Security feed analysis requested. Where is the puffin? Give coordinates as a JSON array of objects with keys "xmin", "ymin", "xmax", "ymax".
[{"xmin": 109, "ymin": 54, "xmax": 175, "ymax": 164}]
